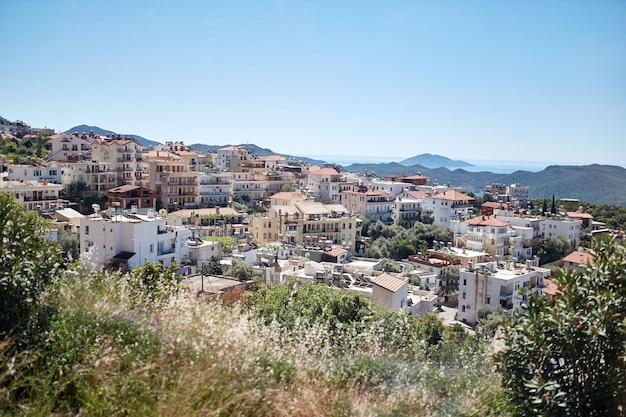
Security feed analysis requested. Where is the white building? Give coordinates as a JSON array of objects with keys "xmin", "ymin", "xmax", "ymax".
[
  {"xmin": 6, "ymin": 164, "xmax": 61, "ymax": 183},
  {"xmin": 484, "ymin": 209, "xmax": 582, "ymax": 248},
  {"xmin": 60, "ymin": 161, "xmax": 117, "ymax": 195},
  {"xmin": 49, "ymin": 132, "xmax": 93, "ymax": 162},
  {"xmin": 424, "ymin": 190, "xmax": 475, "ymax": 229},
  {"xmin": 393, "ymin": 190, "xmax": 426, "ymax": 228},
  {"xmin": 198, "ymin": 172, "xmax": 232, "ymax": 207},
  {"xmin": 216, "ymin": 146, "xmax": 249, "ymax": 171},
  {"xmin": 305, "ymin": 167, "xmax": 350, "ymax": 203},
  {"xmin": 360, "ymin": 176, "xmax": 412, "ymax": 197},
  {"xmin": 79, "ymin": 209, "xmax": 189, "ymax": 271},
  {"xmin": 0, "ymin": 178, "xmax": 64, "ymax": 211},
  {"xmin": 457, "ymin": 260, "xmax": 550, "ymax": 326},
  {"xmin": 540, "ymin": 216, "xmax": 582, "ymax": 246}
]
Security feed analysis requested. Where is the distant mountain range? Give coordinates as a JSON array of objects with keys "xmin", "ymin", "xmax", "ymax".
[
  {"xmin": 342, "ymin": 162, "xmax": 626, "ymax": 207},
  {"xmin": 63, "ymin": 125, "xmax": 161, "ymax": 148},
  {"xmin": 48, "ymin": 123, "xmax": 626, "ymax": 206},
  {"xmin": 399, "ymin": 153, "xmax": 474, "ymax": 169}
]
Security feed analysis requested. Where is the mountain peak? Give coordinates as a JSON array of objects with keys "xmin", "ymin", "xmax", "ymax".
[
  {"xmin": 63, "ymin": 124, "xmax": 161, "ymax": 148},
  {"xmin": 399, "ymin": 153, "xmax": 473, "ymax": 169}
]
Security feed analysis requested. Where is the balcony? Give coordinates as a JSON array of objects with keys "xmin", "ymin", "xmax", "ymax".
[{"xmin": 499, "ymin": 290, "xmax": 513, "ymax": 298}]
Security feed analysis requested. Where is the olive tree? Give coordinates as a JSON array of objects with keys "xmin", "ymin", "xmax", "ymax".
[
  {"xmin": 0, "ymin": 193, "xmax": 63, "ymax": 340},
  {"xmin": 498, "ymin": 236, "xmax": 626, "ymax": 416}
]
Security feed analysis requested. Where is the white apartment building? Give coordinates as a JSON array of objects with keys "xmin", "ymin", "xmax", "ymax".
[
  {"xmin": 91, "ymin": 138, "xmax": 145, "ymax": 186},
  {"xmin": 79, "ymin": 209, "xmax": 189, "ymax": 271},
  {"xmin": 60, "ymin": 161, "xmax": 117, "ymax": 195},
  {"xmin": 458, "ymin": 260, "xmax": 550, "ymax": 326},
  {"xmin": 394, "ymin": 190, "xmax": 426, "ymax": 228},
  {"xmin": 49, "ymin": 132, "xmax": 93, "ymax": 162},
  {"xmin": 148, "ymin": 155, "xmax": 199, "ymax": 210},
  {"xmin": 424, "ymin": 190, "xmax": 475, "ymax": 229},
  {"xmin": 340, "ymin": 186, "xmax": 395, "ymax": 224},
  {"xmin": 0, "ymin": 178, "xmax": 64, "ymax": 211},
  {"xmin": 489, "ymin": 209, "xmax": 582, "ymax": 248},
  {"xmin": 305, "ymin": 167, "xmax": 349, "ymax": 203},
  {"xmin": 6, "ymin": 164, "xmax": 61, "ymax": 183},
  {"xmin": 359, "ymin": 176, "xmax": 411, "ymax": 197},
  {"xmin": 216, "ymin": 146, "xmax": 249, "ymax": 171},
  {"xmin": 198, "ymin": 172, "xmax": 232, "ymax": 207},
  {"xmin": 540, "ymin": 216, "xmax": 582, "ymax": 246},
  {"xmin": 231, "ymin": 171, "xmax": 265, "ymax": 208}
]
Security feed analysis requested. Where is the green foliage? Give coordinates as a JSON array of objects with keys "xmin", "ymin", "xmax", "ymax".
[
  {"xmin": 0, "ymin": 133, "xmax": 50, "ymax": 161},
  {"xmin": 244, "ymin": 280, "xmax": 445, "ymax": 353},
  {"xmin": 128, "ymin": 261, "xmax": 182, "ymax": 304},
  {"xmin": 498, "ymin": 236, "xmax": 626, "ymax": 416},
  {"xmin": 364, "ymin": 221, "xmax": 452, "ymax": 261},
  {"xmin": 223, "ymin": 258, "xmax": 260, "ymax": 281},
  {"xmin": 200, "ymin": 256, "xmax": 223, "ymax": 276},
  {"xmin": 203, "ymin": 235, "xmax": 235, "ymax": 252},
  {"xmin": 57, "ymin": 228, "xmax": 80, "ymax": 262},
  {"xmin": 360, "ymin": 216, "xmax": 373, "ymax": 237},
  {"xmin": 0, "ymin": 193, "xmax": 63, "ymax": 340},
  {"xmin": 475, "ymin": 306, "xmax": 509, "ymax": 341},
  {"xmin": 440, "ymin": 266, "xmax": 459, "ymax": 302},
  {"xmin": 534, "ymin": 235, "xmax": 577, "ymax": 265},
  {"xmin": 379, "ymin": 258, "xmax": 401, "ymax": 273}
]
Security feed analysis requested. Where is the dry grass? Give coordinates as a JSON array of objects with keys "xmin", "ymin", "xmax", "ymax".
[{"xmin": 0, "ymin": 260, "xmax": 511, "ymax": 416}]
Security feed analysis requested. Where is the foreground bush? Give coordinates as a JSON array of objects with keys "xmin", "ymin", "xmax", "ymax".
[{"xmin": 498, "ymin": 236, "xmax": 626, "ymax": 417}]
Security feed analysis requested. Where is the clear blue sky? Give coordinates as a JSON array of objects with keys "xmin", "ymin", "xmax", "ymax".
[{"xmin": 2, "ymin": 1, "xmax": 625, "ymax": 166}]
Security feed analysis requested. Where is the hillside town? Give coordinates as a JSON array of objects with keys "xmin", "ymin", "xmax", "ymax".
[{"xmin": 2, "ymin": 117, "xmax": 620, "ymax": 328}]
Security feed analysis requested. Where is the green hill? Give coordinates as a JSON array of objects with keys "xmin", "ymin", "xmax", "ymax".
[
  {"xmin": 343, "ymin": 162, "xmax": 626, "ymax": 206},
  {"xmin": 64, "ymin": 125, "xmax": 161, "ymax": 148}
]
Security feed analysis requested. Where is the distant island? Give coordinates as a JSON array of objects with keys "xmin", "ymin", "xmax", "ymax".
[{"xmin": 398, "ymin": 153, "xmax": 474, "ymax": 169}]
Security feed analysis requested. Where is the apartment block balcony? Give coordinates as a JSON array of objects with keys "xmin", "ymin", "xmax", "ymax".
[{"xmin": 499, "ymin": 289, "xmax": 514, "ymax": 299}]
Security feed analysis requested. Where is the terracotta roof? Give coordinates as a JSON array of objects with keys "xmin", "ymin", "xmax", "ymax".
[
  {"xmin": 327, "ymin": 247, "xmax": 348, "ymax": 257},
  {"xmin": 405, "ymin": 190, "xmax": 427, "ymax": 199},
  {"xmin": 566, "ymin": 211, "xmax": 594, "ymax": 219},
  {"xmin": 465, "ymin": 216, "xmax": 509, "ymax": 227},
  {"xmin": 482, "ymin": 201, "xmax": 509, "ymax": 209},
  {"xmin": 295, "ymin": 202, "xmax": 330, "ymax": 215},
  {"xmin": 308, "ymin": 167, "xmax": 340, "ymax": 176},
  {"xmin": 324, "ymin": 204, "xmax": 349, "ymax": 214},
  {"xmin": 404, "ymin": 174, "xmax": 430, "ymax": 180},
  {"xmin": 543, "ymin": 278, "xmax": 561, "ymax": 297},
  {"xmin": 431, "ymin": 190, "xmax": 474, "ymax": 201},
  {"xmin": 271, "ymin": 191, "xmax": 305, "ymax": 201},
  {"xmin": 147, "ymin": 150, "xmax": 182, "ymax": 160},
  {"xmin": 373, "ymin": 273, "xmax": 406, "ymax": 293},
  {"xmin": 108, "ymin": 185, "xmax": 141, "ymax": 193},
  {"xmin": 562, "ymin": 251, "xmax": 594, "ymax": 265}
]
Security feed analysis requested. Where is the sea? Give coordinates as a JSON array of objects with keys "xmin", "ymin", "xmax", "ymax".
[{"xmin": 304, "ymin": 155, "xmax": 568, "ymax": 174}]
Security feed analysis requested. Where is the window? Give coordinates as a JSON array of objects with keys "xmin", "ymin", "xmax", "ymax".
[
  {"xmin": 462, "ymin": 292, "xmax": 466, "ymax": 299},
  {"xmin": 463, "ymin": 279, "xmax": 467, "ymax": 286},
  {"xmin": 85, "ymin": 225, "xmax": 90, "ymax": 235},
  {"xmin": 462, "ymin": 305, "xmax": 466, "ymax": 312},
  {"xmin": 150, "ymin": 244, "xmax": 154, "ymax": 253}
]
